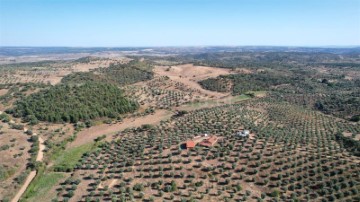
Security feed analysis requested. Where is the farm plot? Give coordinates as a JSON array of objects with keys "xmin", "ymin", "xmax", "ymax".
[
  {"xmin": 123, "ymin": 76, "xmax": 209, "ymax": 110},
  {"xmin": 49, "ymin": 98, "xmax": 360, "ymax": 202}
]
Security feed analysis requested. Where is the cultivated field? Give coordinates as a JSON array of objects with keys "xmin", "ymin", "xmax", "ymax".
[{"xmin": 0, "ymin": 49, "xmax": 359, "ymax": 202}]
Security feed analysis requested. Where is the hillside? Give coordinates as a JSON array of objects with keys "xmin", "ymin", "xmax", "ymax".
[
  {"xmin": 0, "ymin": 49, "xmax": 359, "ymax": 202},
  {"xmin": 61, "ymin": 60, "xmax": 154, "ymax": 86},
  {"xmin": 8, "ymin": 82, "xmax": 139, "ymax": 123}
]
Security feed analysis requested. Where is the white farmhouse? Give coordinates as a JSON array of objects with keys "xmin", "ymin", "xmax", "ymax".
[{"xmin": 236, "ymin": 130, "xmax": 250, "ymax": 137}]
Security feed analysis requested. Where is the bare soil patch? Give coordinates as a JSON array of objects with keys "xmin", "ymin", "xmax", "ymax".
[
  {"xmin": 233, "ymin": 67, "xmax": 253, "ymax": 74},
  {"xmin": 0, "ymin": 89, "xmax": 8, "ymax": 96},
  {"xmin": 154, "ymin": 64, "xmax": 234, "ymax": 98},
  {"xmin": 36, "ymin": 136, "xmax": 45, "ymax": 162},
  {"xmin": 343, "ymin": 132, "xmax": 360, "ymax": 141},
  {"xmin": 69, "ymin": 110, "xmax": 173, "ymax": 148}
]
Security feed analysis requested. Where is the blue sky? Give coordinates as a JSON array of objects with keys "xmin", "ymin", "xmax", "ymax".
[{"xmin": 0, "ymin": 0, "xmax": 359, "ymax": 46}]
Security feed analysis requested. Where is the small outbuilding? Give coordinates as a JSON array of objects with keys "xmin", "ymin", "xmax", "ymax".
[
  {"xmin": 186, "ymin": 140, "xmax": 196, "ymax": 149},
  {"xmin": 236, "ymin": 130, "xmax": 250, "ymax": 137}
]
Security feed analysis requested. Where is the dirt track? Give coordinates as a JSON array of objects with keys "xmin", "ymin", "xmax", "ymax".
[
  {"xmin": 36, "ymin": 136, "xmax": 45, "ymax": 161},
  {"xmin": 154, "ymin": 64, "xmax": 233, "ymax": 98},
  {"xmin": 11, "ymin": 133, "xmax": 45, "ymax": 202},
  {"xmin": 69, "ymin": 110, "xmax": 173, "ymax": 148},
  {"xmin": 11, "ymin": 171, "xmax": 37, "ymax": 202}
]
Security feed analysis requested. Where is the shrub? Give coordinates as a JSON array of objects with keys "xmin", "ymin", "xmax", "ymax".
[{"xmin": 271, "ymin": 189, "xmax": 280, "ymax": 198}]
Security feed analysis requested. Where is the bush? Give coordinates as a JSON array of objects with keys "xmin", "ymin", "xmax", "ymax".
[
  {"xmin": 0, "ymin": 113, "xmax": 10, "ymax": 123},
  {"xmin": 0, "ymin": 144, "xmax": 10, "ymax": 151},
  {"xmin": 350, "ymin": 115, "xmax": 360, "ymax": 122},
  {"xmin": 133, "ymin": 183, "xmax": 144, "ymax": 191},
  {"xmin": 14, "ymin": 170, "xmax": 29, "ymax": 184},
  {"xmin": 10, "ymin": 123, "xmax": 24, "ymax": 130},
  {"xmin": 25, "ymin": 130, "xmax": 33, "ymax": 135},
  {"xmin": 271, "ymin": 189, "xmax": 280, "ymax": 198}
]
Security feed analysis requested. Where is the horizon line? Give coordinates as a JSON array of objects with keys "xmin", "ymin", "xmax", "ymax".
[{"xmin": 1, "ymin": 45, "xmax": 360, "ymax": 48}]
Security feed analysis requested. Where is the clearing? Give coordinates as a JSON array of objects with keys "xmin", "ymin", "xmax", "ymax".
[
  {"xmin": 68, "ymin": 110, "xmax": 173, "ymax": 148},
  {"xmin": 154, "ymin": 64, "xmax": 234, "ymax": 98}
]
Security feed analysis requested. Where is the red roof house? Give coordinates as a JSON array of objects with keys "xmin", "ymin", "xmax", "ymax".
[
  {"xmin": 186, "ymin": 140, "xmax": 196, "ymax": 149},
  {"xmin": 199, "ymin": 136, "xmax": 218, "ymax": 147}
]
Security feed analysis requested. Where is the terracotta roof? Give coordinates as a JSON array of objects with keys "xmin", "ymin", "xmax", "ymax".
[
  {"xmin": 199, "ymin": 136, "xmax": 218, "ymax": 147},
  {"xmin": 186, "ymin": 140, "xmax": 196, "ymax": 148},
  {"xmin": 208, "ymin": 136, "xmax": 218, "ymax": 143}
]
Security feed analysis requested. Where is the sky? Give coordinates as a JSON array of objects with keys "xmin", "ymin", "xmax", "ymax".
[{"xmin": 0, "ymin": 0, "xmax": 359, "ymax": 47}]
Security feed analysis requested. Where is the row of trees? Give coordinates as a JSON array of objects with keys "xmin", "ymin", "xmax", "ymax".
[{"xmin": 52, "ymin": 98, "xmax": 360, "ymax": 201}]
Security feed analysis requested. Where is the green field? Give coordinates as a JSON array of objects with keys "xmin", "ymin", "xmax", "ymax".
[
  {"xmin": 229, "ymin": 94, "xmax": 252, "ymax": 102},
  {"xmin": 21, "ymin": 170, "xmax": 64, "ymax": 202},
  {"xmin": 246, "ymin": 90, "xmax": 267, "ymax": 97},
  {"xmin": 52, "ymin": 143, "xmax": 95, "ymax": 172},
  {"xmin": 20, "ymin": 143, "xmax": 96, "ymax": 201}
]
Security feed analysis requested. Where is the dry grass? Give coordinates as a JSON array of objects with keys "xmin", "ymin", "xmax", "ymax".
[
  {"xmin": 0, "ymin": 123, "xmax": 31, "ymax": 200},
  {"xmin": 0, "ymin": 58, "xmax": 129, "ymax": 85},
  {"xmin": 0, "ymin": 89, "xmax": 8, "ymax": 96},
  {"xmin": 154, "ymin": 64, "xmax": 234, "ymax": 98}
]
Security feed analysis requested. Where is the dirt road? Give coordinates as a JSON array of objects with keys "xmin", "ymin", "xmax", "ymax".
[
  {"xmin": 36, "ymin": 136, "xmax": 45, "ymax": 161},
  {"xmin": 69, "ymin": 110, "xmax": 173, "ymax": 148},
  {"xmin": 11, "ymin": 133, "xmax": 45, "ymax": 202},
  {"xmin": 11, "ymin": 171, "xmax": 37, "ymax": 202}
]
